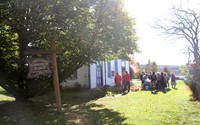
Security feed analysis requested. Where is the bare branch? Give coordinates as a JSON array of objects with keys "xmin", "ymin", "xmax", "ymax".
[{"xmin": 154, "ymin": 5, "xmax": 200, "ymax": 63}]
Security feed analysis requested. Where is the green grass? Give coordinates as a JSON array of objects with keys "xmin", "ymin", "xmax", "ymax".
[
  {"xmin": 0, "ymin": 87, "xmax": 15, "ymax": 102},
  {"xmin": 0, "ymin": 81, "xmax": 200, "ymax": 125},
  {"xmin": 94, "ymin": 81, "xmax": 200, "ymax": 124}
]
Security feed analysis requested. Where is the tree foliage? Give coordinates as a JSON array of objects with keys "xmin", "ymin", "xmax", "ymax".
[
  {"xmin": 151, "ymin": 61, "xmax": 158, "ymax": 72},
  {"xmin": 145, "ymin": 60, "xmax": 158, "ymax": 73},
  {"xmin": 163, "ymin": 66, "xmax": 170, "ymax": 74},
  {"xmin": 0, "ymin": 0, "xmax": 139, "ymax": 100}
]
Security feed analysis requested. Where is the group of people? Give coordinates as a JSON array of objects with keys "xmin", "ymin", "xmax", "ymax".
[
  {"xmin": 114, "ymin": 71, "xmax": 131, "ymax": 93},
  {"xmin": 140, "ymin": 71, "xmax": 177, "ymax": 91},
  {"xmin": 114, "ymin": 71, "xmax": 177, "ymax": 94}
]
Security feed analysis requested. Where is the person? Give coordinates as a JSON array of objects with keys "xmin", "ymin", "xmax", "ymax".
[
  {"xmin": 148, "ymin": 72, "xmax": 152, "ymax": 80},
  {"xmin": 114, "ymin": 73, "xmax": 122, "ymax": 93},
  {"xmin": 143, "ymin": 74, "xmax": 151, "ymax": 90},
  {"xmin": 171, "ymin": 73, "xmax": 176, "ymax": 88},
  {"xmin": 124, "ymin": 71, "xmax": 131, "ymax": 92},
  {"xmin": 156, "ymin": 72, "xmax": 161, "ymax": 90},
  {"xmin": 151, "ymin": 72, "xmax": 157, "ymax": 90},
  {"xmin": 160, "ymin": 72, "xmax": 167, "ymax": 91},
  {"xmin": 140, "ymin": 71, "xmax": 145, "ymax": 89},
  {"xmin": 166, "ymin": 73, "xmax": 171, "ymax": 88}
]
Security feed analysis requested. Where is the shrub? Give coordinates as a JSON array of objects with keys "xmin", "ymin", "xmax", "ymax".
[
  {"xmin": 73, "ymin": 82, "xmax": 82, "ymax": 91},
  {"xmin": 106, "ymin": 91, "xmax": 115, "ymax": 97},
  {"xmin": 186, "ymin": 69, "xmax": 200, "ymax": 100},
  {"xmin": 188, "ymin": 82, "xmax": 200, "ymax": 100},
  {"xmin": 61, "ymin": 82, "xmax": 82, "ymax": 92}
]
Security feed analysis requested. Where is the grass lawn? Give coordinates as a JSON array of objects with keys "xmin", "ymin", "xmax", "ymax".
[
  {"xmin": 0, "ymin": 81, "xmax": 200, "ymax": 125},
  {"xmin": 0, "ymin": 87, "xmax": 15, "ymax": 102}
]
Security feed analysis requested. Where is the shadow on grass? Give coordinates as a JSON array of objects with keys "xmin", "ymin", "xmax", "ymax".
[
  {"xmin": 149, "ymin": 88, "xmax": 172, "ymax": 95},
  {"xmin": 0, "ymin": 89, "xmax": 14, "ymax": 98},
  {"xmin": 63, "ymin": 103, "xmax": 126, "ymax": 125},
  {"xmin": 0, "ymin": 90, "xmax": 128, "ymax": 125},
  {"xmin": 61, "ymin": 90, "xmax": 127, "ymax": 124}
]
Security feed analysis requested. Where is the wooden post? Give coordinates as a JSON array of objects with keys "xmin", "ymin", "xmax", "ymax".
[{"xmin": 50, "ymin": 41, "xmax": 62, "ymax": 112}]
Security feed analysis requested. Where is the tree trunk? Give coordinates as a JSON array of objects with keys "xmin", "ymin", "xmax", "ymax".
[
  {"xmin": 16, "ymin": 35, "xmax": 28, "ymax": 101},
  {"xmin": 193, "ymin": 44, "xmax": 200, "ymax": 64}
]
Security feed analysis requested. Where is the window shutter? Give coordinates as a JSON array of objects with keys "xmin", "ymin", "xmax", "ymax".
[{"xmin": 107, "ymin": 62, "xmax": 111, "ymax": 78}]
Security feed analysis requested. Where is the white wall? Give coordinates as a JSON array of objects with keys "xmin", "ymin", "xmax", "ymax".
[
  {"xmin": 104, "ymin": 61, "xmax": 115, "ymax": 87},
  {"xmin": 61, "ymin": 59, "xmax": 130, "ymax": 89},
  {"xmin": 102, "ymin": 59, "xmax": 130, "ymax": 87},
  {"xmin": 90, "ymin": 64, "xmax": 97, "ymax": 89},
  {"xmin": 61, "ymin": 65, "xmax": 89, "ymax": 88}
]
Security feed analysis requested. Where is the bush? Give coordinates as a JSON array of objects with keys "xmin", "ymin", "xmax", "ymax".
[
  {"xmin": 106, "ymin": 91, "xmax": 115, "ymax": 97},
  {"xmin": 26, "ymin": 76, "xmax": 53, "ymax": 97},
  {"xmin": 185, "ymin": 70, "xmax": 200, "ymax": 100},
  {"xmin": 61, "ymin": 82, "xmax": 82, "ymax": 92},
  {"xmin": 73, "ymin": 82, "xmax": 82, "ymax": 91},
  {"xmin": 188, "ymin": 82, "xmax": 200, "ymax": 100}
]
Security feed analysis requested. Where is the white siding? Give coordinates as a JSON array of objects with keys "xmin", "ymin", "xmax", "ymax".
[
  {"xmin": 102, "ymin": 59, "xmax": 130, "ymax": 87},
  {"xmin": 90, "ymin": 64, "xmax": 97, "ymax": 89},
  {"xmin": 61, "ymin": 59, "xmax": 130, "ymax": 89},
  {"xmin": 106, "ymin": 60, "xmax": 114, "ymax": 86},
  {"xmin": 62, "ymin": 65, "xmax": 89, "ymax": 88}
]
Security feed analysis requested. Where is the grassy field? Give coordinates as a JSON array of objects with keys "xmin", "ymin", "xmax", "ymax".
[
  {"xmin": 0, "ymin": 81, "xmax": 200, "ymax": 125},
  {"xmin": 0, "ymin": 87, "xmax": 15, "ymax": 102}
]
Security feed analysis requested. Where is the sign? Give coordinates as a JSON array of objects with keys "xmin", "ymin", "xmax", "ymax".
[
  {"xmin": 129, "ymin": 54, "xmax": 139, "ymax": 75},
  {"xmin": 27, "ymin": 58, "xmax": 51, "ymax": 79},
  {"xmin": 25, "ymin": 42, "xmax": 62, "ymax": 112}
]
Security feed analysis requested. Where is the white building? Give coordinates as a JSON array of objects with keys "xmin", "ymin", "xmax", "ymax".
[{"xmin": 61, "ymin": 59, "xmax": 130, "ymax": 89}]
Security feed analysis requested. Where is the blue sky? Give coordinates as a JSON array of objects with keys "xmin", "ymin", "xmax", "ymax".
[{"xmin": 124, "ymin": 0, "xmax": 200, "ymax": 65}]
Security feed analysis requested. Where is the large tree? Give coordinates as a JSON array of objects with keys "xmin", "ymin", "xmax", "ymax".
[
  {"xmin": 0, "ymin": 0, "xmax": 139, "ymax": 100},
  {"xmin": 155, "ymin": 4, "xmax": 200, "ymax": 100},
  {"xmin": 155, "ymin": 5, "xmax": 200, "ymax": 64}
]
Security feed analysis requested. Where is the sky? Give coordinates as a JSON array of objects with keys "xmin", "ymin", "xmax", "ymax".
[{"xmin": 124, "ymin": 0, "xmax": 200, "ymax": 65}]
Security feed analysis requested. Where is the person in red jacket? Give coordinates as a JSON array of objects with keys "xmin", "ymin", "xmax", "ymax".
[
  {"xmin": 124, "ymin": 71, "xmax": 131, "ymax": 92},
  {"xmin": 114, "ymin": 73, "xmax": 122, "ymax": 93}
]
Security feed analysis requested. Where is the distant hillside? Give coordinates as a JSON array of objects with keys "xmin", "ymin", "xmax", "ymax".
[
  {"xmin": 158, "ymin": 65, "xmax": 181, "ymax": 75},
  {"xmin": 139, "ymin": 64, "xmax": 185, "ymax": 75}
]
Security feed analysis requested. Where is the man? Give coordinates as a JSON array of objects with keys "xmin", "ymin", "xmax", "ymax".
[
  {"xmin": 151, "ymin": 72, "xmax": 157, "ymax": 90},
  {"xmin": 140, "ymin": 71, "xmax": 145, "ymax": 89},
  {"xmin": 114, "ymin": 73, "xmax": 122, "ymax": 93},
  {"xmin": 124, "ymin": 71, "xmax": 131, "ymax": 92},
  {"xmin": 160, "ymin": 72, "xmax": 167, "ymax": 91}
]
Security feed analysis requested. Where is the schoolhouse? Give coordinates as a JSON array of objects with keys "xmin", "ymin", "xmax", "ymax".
[{"xmin": 61, "ymin": 59, "xmax": 130, "ymax": 89}]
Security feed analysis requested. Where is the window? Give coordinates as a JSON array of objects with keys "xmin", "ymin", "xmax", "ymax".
[
  {"xmin": 122, "ymin": 60, "xmax": 126, "ymax": 67},
  {"xmin": 108, "ymin": 60, "xmax": 116, "ymax": 78}
]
